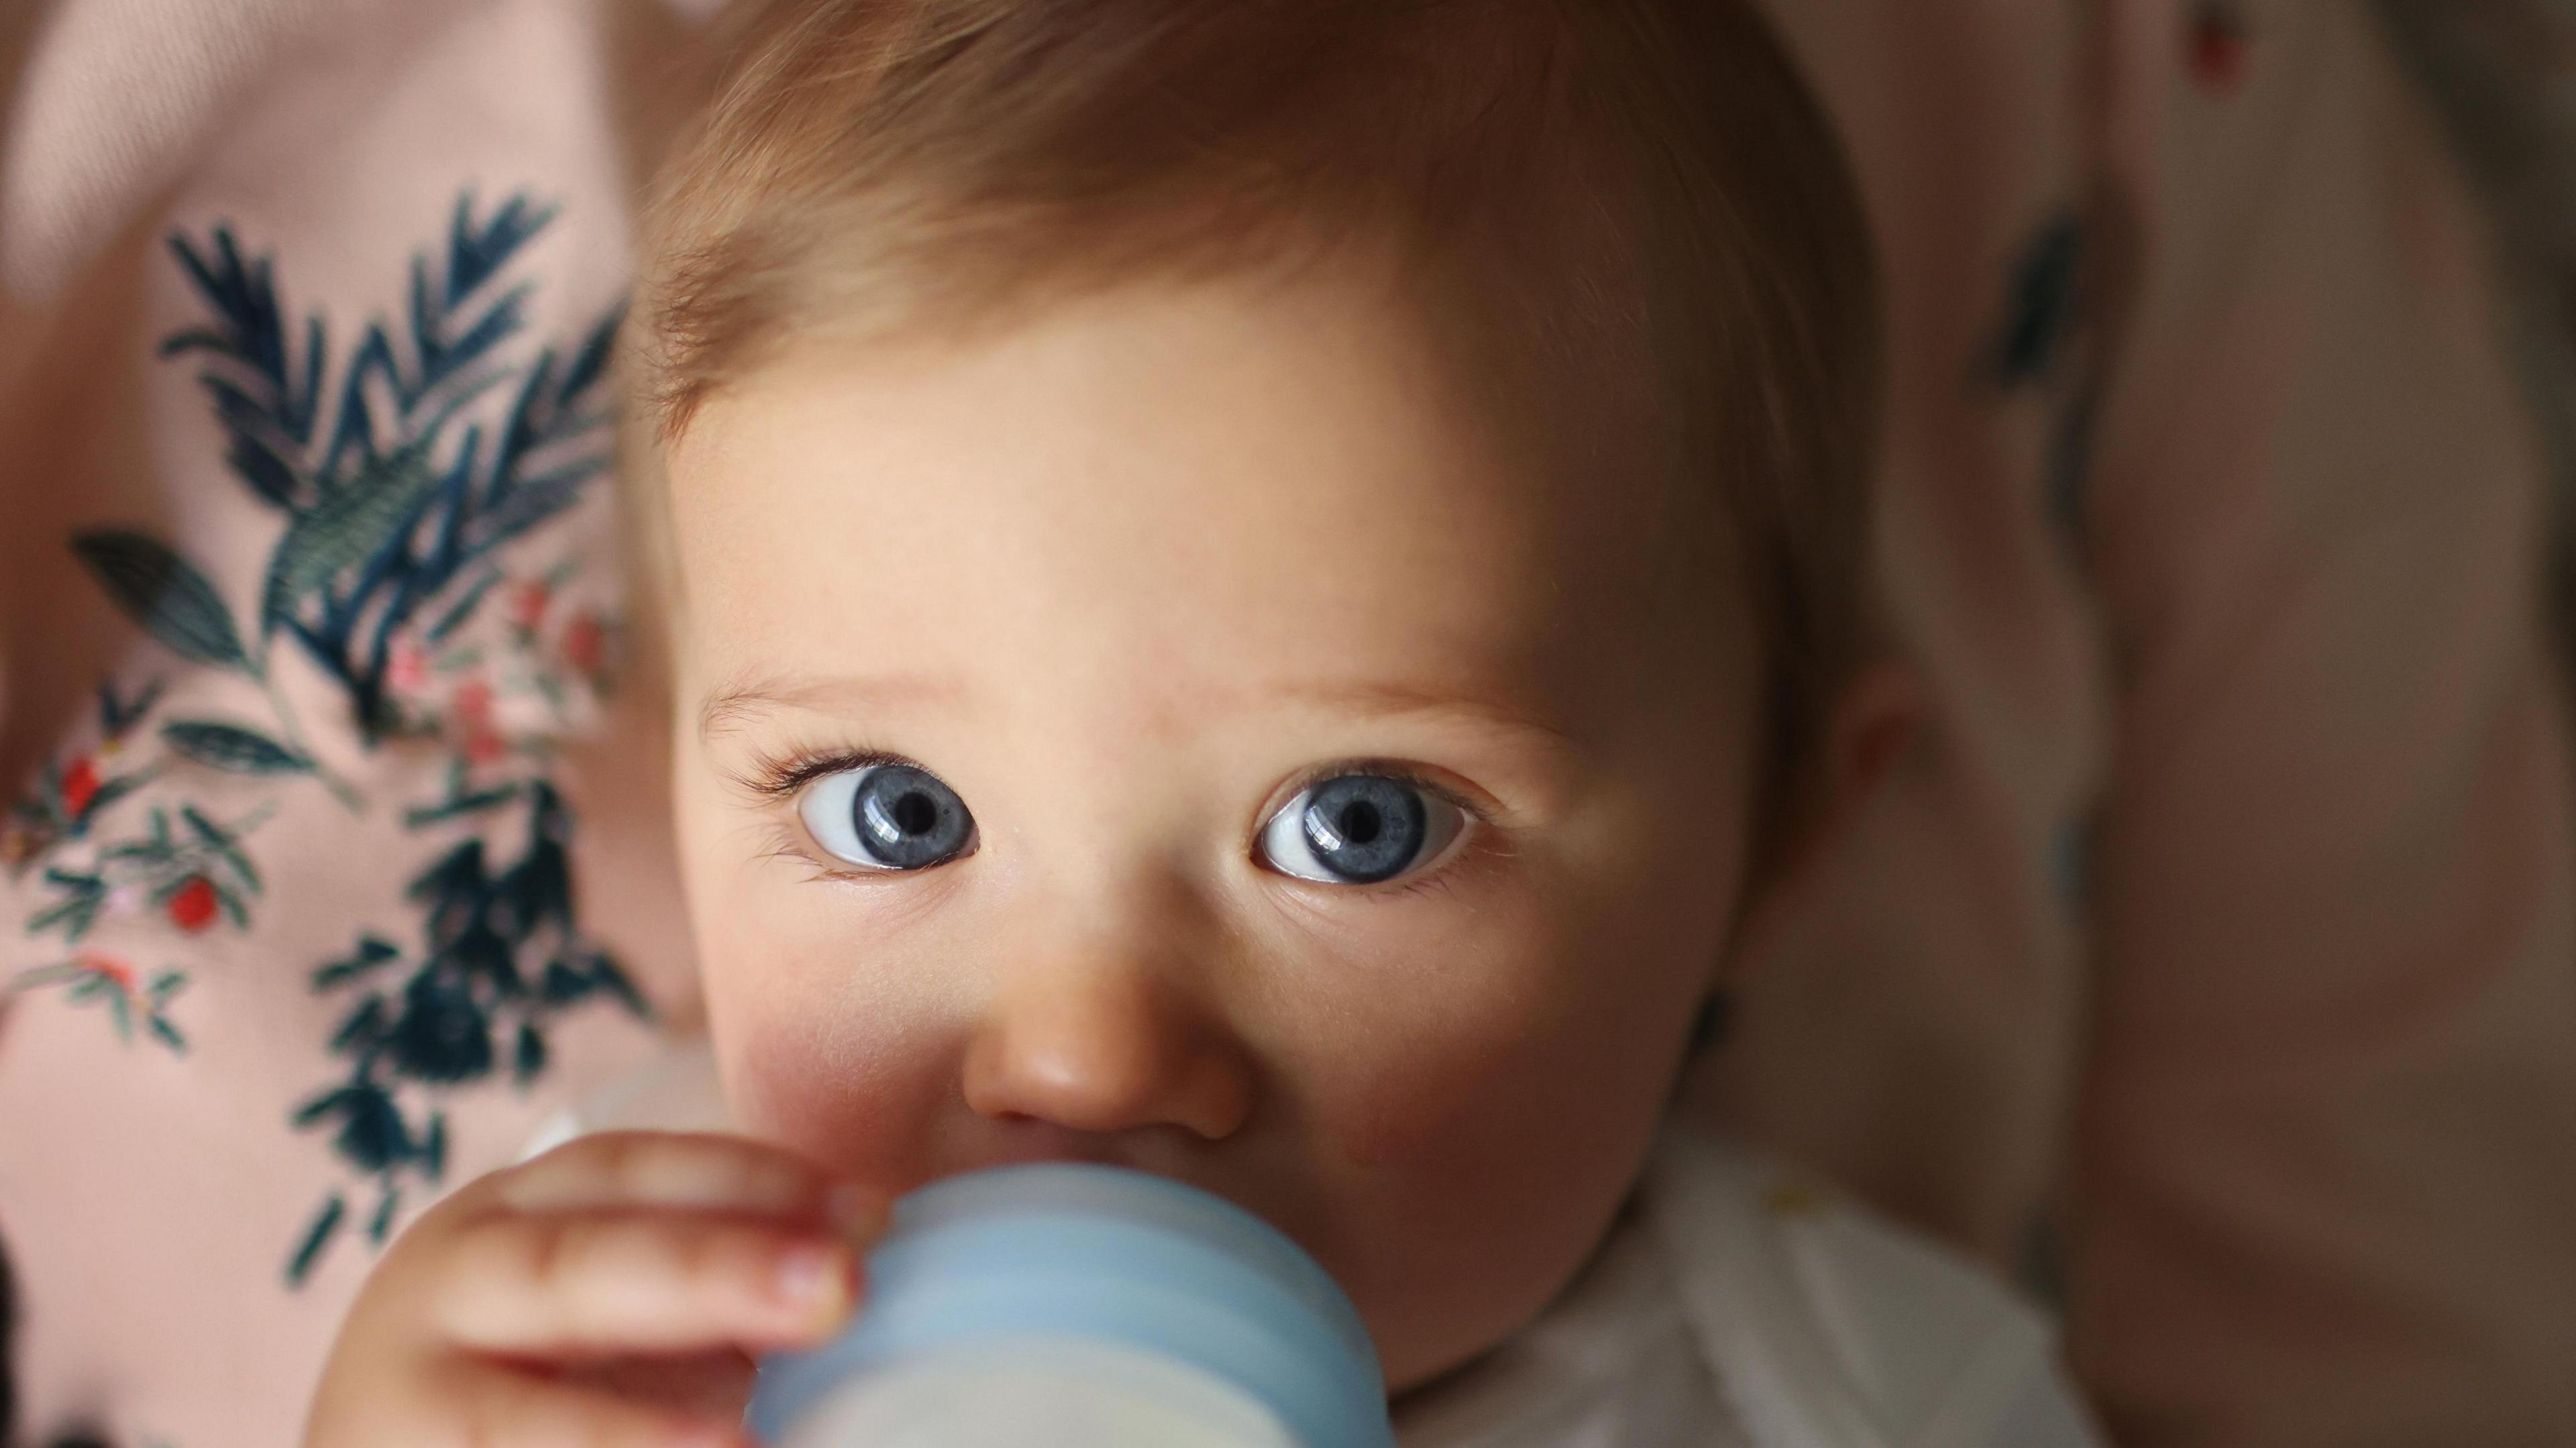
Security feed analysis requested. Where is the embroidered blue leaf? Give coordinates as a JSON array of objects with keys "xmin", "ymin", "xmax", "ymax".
[
  {"xmin": 589, "ymin": 952, "xmax": 650, "ymax": 1020},
  {"xmin": 161, "ymin": 720, "xmax": 313, "ymax": 775},
  {"xmin": 97, "ymin": 675, "xmax": 168, "ymax": 734},
  {"xmin": 79, "ymin": 774, "xmax": 148, "ymax": 822},
  {"xmin": 401, "ymin": 781, "xmax": 522, "ymax": 830},
  {"xmin": 312, "ymin": 936, "xmax": 402, "ymax": 991},
  {"xmin": 466, "ymin": 463, "xmax": 600, "ymax": 559},
  {"xmin": 327, "ymin": 1084, "xmax": 413, "ymax": 1173},
  {"xmin": 513, "ymin": 1021, "xmax": 547, "ymax": 1084},
  {"xmin": 445, "ymin": 192, "xmax": 557, "ymax": 306},
  {"xmin": 388, "ymin": 968, "xmax": 496, "ymax": 1084},
  {"xmin": 329, "ymin": 995, "xmax": 388, "ymax": 1054},
  {"xmin": 423, "ymin": 569, "xmax": 502, "ymax": 643},
  {"xmin": 261, "ymin": 439, "xmax": 441, "ymax": 636},
  {"xmin": 25, "ymin": 872, "xmax": 107, "ymax": 942},
  {"xmin": 163, "ymin": 229, "xmax": 325, "ymax": 467},
  {"xmin": 286, "ymin": 1192, "xmax": 347, "ymax": 1286},
  {"xmin": 70, "ymin": 531, "xmax": 254, "ymax": 673},
  {"xmin": 323, "ymin": 324, "xmax": 402, "ymax": 476},
  {"xmin": 368, "ymin": 1184, "xmax": 404, "ymax": 1245},
  {"xmin": 560, "ymin": 303, "xmax": 623, "ymax": 406},
  {"xmin": 181, "ymin": 803, "xmax": 264, "ymax": 894},
  {"xmin": 539, "ymin": 956, "xmax": 597, "ymax": 1006},
  {"xmin": 162, "ymin": 229, "xmax": 288, "ymax": 384},
  {"xmin": 225, "ymin": 429, "xmax": 304, "ymax": 509},
  {"xmin": 101, "ymin": 835, "xmax": 178, "ymax": 865},
  {"xmin": 147, "ymin": 1013, "xmax": 189, "ymax": 1054},
  {"xmin": 418, "ymin": 284, "xmax": 533, "ymax": 403}
]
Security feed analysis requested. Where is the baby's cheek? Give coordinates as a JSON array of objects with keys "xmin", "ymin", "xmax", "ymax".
[
  {"xmin": 1320, "ymin": 900, "xmax": 1664, "ymax": 1174},
  {"xmin": 703, "ymin": 936, "xmax": 956, "ymax": 1190},
  {"xmin": 1329, "ymin": 974, "xmax": 1552, "ymax": 1174},
  {"xmin": 732, "ymin": 1007, "xmax": 957, "ymax": 1188}
]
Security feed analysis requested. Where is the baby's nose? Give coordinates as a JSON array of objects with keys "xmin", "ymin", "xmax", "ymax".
[{"xmin": 960, "ymin": 956, "xmax": 1255, "ymax": 1141}]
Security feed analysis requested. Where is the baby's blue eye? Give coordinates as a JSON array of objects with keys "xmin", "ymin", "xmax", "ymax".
[
  {"xmin": 1257, "ymin": 773, "xmax": 1467, "ymax": 886},
  {"xmin": 797, "ymin": 763, "xmax": 976, "ymax": 871}
]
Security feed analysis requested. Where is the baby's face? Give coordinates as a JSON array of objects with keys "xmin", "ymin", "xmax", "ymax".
[{"xmin": 664, "ymin": 268, "xmax": 1765, "ymax": 1389}]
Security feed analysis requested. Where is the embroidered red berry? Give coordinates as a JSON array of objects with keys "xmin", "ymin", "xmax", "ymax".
[
  {"xmin": 561, "ymin": 614, "xmax": 606, "ymax": 675},
  {"xmin": 509, "ymin": 580, "xmax": 551, "ymax": 630},
  {"xmin": 465, "ymin": 727, "xmax": 508, "ymax": 767},
  {"xmin": 2190, "ymin": 6, "xmax": 2249, "ymax": 93},
  {"xmin": 62, "ymin": 756, "xmax": 101, "ymax": 818},
  {"xmin": 167, "ymin": 875, "xmax": 219, "ymax": 934},
  {"xmin": 387, "ymin": 638, "xmax": 432, "ymax": 693},
  {"xmin": 452, "ymin": 678, "xmax": 494, "ymax": 727}
]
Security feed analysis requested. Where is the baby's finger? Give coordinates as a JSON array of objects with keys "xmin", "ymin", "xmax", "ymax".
[
  {"xmin": 437, "ymin": 1210, "xmax": 858, "ymax": 1355},
  {"xmin": 448, "ymin": 1358, "xmax": 748, "ymax": 1448},
  {"xmin": 501, "ymin": 1131, "xmax": 887, "ymax": 1236}
]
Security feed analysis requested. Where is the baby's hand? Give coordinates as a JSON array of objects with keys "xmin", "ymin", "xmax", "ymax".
[{"xmin": 305, "ymin": 1131, "xmax": 885, "ymax": 1448}]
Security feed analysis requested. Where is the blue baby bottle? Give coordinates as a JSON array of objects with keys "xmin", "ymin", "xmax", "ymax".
[{"xmin": 745, "ymin": 1162, "xmax": 1399, "ymax": 1448}]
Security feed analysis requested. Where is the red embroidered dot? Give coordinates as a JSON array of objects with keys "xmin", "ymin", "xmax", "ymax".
[
  {"xmin": 61, "ymin": 755, "xmax": 101, "ymax": 818},
  {"xmin": 465, "ymin": 728, "xmax": 509, "ymax": 767},
  {"xmin": 168, "ymin": 875, "xmax": 219, "ymax": 933},
  {"xmin": 561, "ymin": 614, "xmax": 606, "ymax": 675},
  {"xmin": 2190, "ymin": 8, "xmax": 2249, "ymax": 92},
  {"xmin": 388, "ymin": 637, "xmax": 432, "ymax": 693},
  {"xmin": 509, "ymin": 579, "xmax": 551, "ymax": 630},
  {"xmin": 81, "ymin": 952, "xmax": 138, "ymax": 993}
]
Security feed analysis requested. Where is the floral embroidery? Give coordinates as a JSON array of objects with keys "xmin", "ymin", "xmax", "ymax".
[
  {"xmin": 376, "ymin": 555, "xmax": 622, "ymax": 767},
  {"xmin": 8, "ymin": 953, "xmax": 191, "ymax": 1054},
  {"xmin": 9, "ymin": 189, "xmax": 651, "ymax": 1288},
  {"xmin": 23, "ymin": 802, "xmax": 269, "ymax": 945},
  {"xmin": 288, "ymin": 779, "xmax": 645, "ymax": 1284},
  {"xmin": 64, "ymin": 191, "xmax": 623, "ymax": 805},
  {"xmin": 3, "ymin": 681, "xmax": 166, "ymax": 873}
]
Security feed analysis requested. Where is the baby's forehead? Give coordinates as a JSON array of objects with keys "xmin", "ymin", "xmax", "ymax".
[{"xmin": 665, "ymin": 275, "xmax": 1739, "ymax": 741}]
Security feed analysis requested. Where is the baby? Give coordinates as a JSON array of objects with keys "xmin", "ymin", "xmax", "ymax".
[{"xmin": 305, "ymin": 0, "xmax": 2090, "ymax": 1442}]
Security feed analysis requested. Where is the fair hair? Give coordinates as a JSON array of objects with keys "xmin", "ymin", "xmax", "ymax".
[{"xmin": 627, "ymin": 0, "xmax": 1879, "ymax": 803}]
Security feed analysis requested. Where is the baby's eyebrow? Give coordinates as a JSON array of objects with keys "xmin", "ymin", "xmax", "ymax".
[
  {"xmin": 698, "ymin": 671, "xmax": 969, "ymax": 739},
  {"xmin": 698, "ymin": 669, "xmax": 1578, "ymax": 748},
  {"xmin": 1265, "ymin": 678, "xmax": 1577, "ymax": 746}
]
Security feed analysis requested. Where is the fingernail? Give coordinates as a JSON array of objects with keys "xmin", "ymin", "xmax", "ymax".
[{"xmin": 775, "ymin": 1243, "xmax": 848, "ymax": 1307}]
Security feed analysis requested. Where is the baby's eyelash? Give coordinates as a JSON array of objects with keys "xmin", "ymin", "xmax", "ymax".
[
  {"xmin": 732, "ymin": 743, "xmax": 904, "ymax": 801},
  {"xmin": 1277, "ymin": 759, "xmax": 1483, "ymax": 822}
]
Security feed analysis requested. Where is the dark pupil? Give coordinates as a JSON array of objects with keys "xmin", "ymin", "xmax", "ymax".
[
  {"xmin": 1336, "ymin": 800, "xmax": 1383, "ymax": 845},
  {"xmin": 890, "ymin": 790, "xmax": 938, "ymax": 836},
  {"xmin": 855, "ymin": 765, "xmax": 971, "ymax": 869},
  {"xmin": 1301, "ymin": 775, "xmax": 1427, "ymax": 885}
]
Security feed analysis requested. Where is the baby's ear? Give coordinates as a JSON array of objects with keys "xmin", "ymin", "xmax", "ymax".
[{"xmin": 1715, "ymin": 657, "xmax": 1925, "ymax": 979}]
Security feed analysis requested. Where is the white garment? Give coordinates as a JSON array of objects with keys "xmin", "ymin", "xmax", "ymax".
[
  {"xmin": 545, "ymin": 1050, "xmax": 2104, "ymax": 1448},
  {"xmin": 1395, "ymin": 1127, "xmax": 2101, "ymax": 1448}
]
